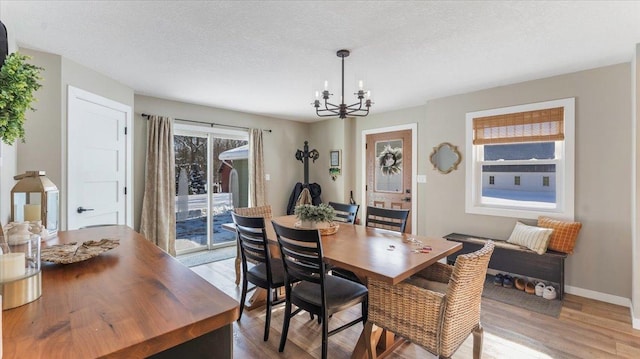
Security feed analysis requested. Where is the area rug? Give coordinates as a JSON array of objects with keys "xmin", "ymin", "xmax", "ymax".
[
  {"xmin": 177, "ymin": 246, "xmax": 236, "ymax": 267},
  {"xmin": 483, "ymin": 275, "xmax": 562, "ymax": 318}
]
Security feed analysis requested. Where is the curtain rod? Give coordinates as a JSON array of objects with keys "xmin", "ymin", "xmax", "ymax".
[{"xmin": 141, "ymin": 113, "xmax": 272, "ymax": 133}]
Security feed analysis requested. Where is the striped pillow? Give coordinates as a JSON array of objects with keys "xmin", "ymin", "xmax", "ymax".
[
  {"xmin": 538, "ymin": 216, "xmax": 582, "ymax": 254},
  {"xmin": 506, "ymin": 222, "xmax": 553, "ymax": 255}
]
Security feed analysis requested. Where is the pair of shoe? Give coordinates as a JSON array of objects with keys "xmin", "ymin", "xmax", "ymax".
[
  {"xmin": 515, "ymin": 277, "xmax": 536, "ymax": 294},
  {"xmin": 493, "ymin": 273, "xmax": 514, "ymax": 288},
  {"xmin": 534, "ymin": 282, "xmax": 557, "ymax": 300}
]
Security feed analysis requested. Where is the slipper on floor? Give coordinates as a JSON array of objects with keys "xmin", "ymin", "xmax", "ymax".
[
  {"xmin": 515, "ymin": 277, "xmax": 525, "ymax": 291},
  {"xmin": 543, "ymin": 285, "xmax": 557, "ymax": 300},
  {"xmin": 535, "ymin": 282, "xmax": 546, "ymax": 296},
  {"xmin": 493, "ymin": 273, "xmax": 504, "ymax": 286},
  {"xmin": 525, "ymin": 281, "xmax": 536, "ymax": 294}
]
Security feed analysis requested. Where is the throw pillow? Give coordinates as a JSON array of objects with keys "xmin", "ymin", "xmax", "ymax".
[
  {"xmin": 538, "ymin": 216, "xmax": 582, "ymax": 254},
  {"xmin": 506, "ymin": 221, "xmax": 553, "ymax": 255}
]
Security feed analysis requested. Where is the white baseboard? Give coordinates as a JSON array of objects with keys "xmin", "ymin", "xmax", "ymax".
[
  {"xmin": 564, "ymin": 285, "xmax": 630, "ymax": 307},
  {"xmin": 631, "ymin": 303, "xmax": 640, "ymax": 330}
]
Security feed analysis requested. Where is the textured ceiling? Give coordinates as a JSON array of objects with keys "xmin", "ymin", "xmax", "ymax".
[{"xmin": 2, "ymin": 1, "xmax": 640, "ymax": 122}]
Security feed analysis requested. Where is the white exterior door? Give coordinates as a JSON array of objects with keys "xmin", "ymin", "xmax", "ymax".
[{"xmin": 67, "ymin": 86, "xmax": 132, "ymax": 229}]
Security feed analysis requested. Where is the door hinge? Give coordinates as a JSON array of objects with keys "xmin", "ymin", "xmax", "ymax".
[
  {"xmin": 124, "ymin": 187, "xmax": 127, "ymax": 195},
  {"xmin": 124, "ymin": 127, "xmax": 128, "ymax": 135},
  {"xmin": 365, "ymin": 185, "xmax": 368, "ymax": 191}
]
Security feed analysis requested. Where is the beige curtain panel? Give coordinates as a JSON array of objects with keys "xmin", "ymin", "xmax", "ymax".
[
  {"xmin": 140, "ymin": 115, "xmax": 177, "ymax": 256},
  {"xmin": 249, "ymin": 128, "xmax": 266, "ymax": 207},
  {"xmin": 473, "ymin": 107, "xmax": 564, "ymax": 145}
]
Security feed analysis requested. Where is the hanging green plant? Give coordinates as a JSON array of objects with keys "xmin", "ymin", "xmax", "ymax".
[
  {"xmin": 377, "ymin": 145, "xmax": 403, "ymax": 175},
  {"xmin": 0, "ymin": 52, "xmax": 43, "ymax": 145}
]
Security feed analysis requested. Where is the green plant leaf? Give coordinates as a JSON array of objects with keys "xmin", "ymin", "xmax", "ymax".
[{"xmin": 0, "ymin": 52, "xmax": 43, "ymax": 144}]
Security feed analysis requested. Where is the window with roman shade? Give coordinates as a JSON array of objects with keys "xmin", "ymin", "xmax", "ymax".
[{"xmin": 465, "ymin": 98, "xmax": 575, "ymax": 220}]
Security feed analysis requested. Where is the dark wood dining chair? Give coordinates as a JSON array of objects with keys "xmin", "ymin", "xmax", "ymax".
[
  {"xmin": 272, "ymin": 221, "xmax": 368, "ymax": 359},
  {"xmin": 327, "ymin": 201, "xmax": 363, "ymax": 283},
  {"xmin": 365, "ymin": 206, "xmax": 410, "ymax": 233},
  {"xmin": 231, "ymin": 212, "xmax": 284, "ymax": 341},
  {"xmin": 233, "ymin": 205, "xmax": 273, "ymax": 285},
  {"xmin": 328, "ymin": 201, "xmax": 359, "ymax": 224}
]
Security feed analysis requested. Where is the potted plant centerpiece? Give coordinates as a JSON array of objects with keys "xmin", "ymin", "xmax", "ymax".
[{"xmin": 294, "ymin": 203, "xmax": 335, "ymax": 229}]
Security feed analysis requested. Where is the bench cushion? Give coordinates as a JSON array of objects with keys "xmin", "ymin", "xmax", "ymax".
[
  {"xmin": 506, "ymin": 221, "xmax": 553, "ymax": 255},
  {"xmin": 538, "ymin": 216, "xmax": 582, "ymax": 254}
]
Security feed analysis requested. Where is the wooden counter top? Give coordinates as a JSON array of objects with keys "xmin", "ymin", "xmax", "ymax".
[{"xmin": 2, "ymin": 225, "xmax": 239, "ymax": 358}]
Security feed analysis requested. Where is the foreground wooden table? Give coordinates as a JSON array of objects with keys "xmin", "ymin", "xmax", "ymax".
[{"xmin": 2, "ymin": 225, "xmax": 239, "ymax": 359}]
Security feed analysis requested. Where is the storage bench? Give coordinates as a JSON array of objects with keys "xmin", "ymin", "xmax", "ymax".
[{"xmin": 444, "ymin": 233, "xmax": 567, "ymax": 299}]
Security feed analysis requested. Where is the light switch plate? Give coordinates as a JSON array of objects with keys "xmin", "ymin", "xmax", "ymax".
[
  {"xmin": 416, "ymin": 175, "xmax": 427, "ymax": 183},
  {"xmin": 265, "ymin": 174, "xmax": 271, "ymax": 181}
]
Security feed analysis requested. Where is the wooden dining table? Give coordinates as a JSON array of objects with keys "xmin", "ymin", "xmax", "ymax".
[
  {"xmin": 1, "ymin": 225, "xmax": 239, "ymax": 359},
  {"xmin": 225, "ymin": 215, "xmax": 462, "ymax": 358}
]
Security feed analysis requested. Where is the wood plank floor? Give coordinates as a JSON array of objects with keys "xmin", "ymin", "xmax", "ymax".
[{"xmin": 191, "ymin": 258, "xmax": 640, "ymax": 358}]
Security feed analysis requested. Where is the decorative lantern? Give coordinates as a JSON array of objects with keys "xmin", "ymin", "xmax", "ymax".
[{"xmin": 10, "ymin": 171, "xmax": 59, "ymax": 237}]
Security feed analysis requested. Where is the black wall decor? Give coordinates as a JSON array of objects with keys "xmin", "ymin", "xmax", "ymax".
[{"xmin": 0, "ymin": 21, "xmax": 8, "ymax": 66}]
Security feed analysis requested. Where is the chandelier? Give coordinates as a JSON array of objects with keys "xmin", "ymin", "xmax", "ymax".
[{"xmin": 313, "ymin": 49, "xmax": 372, "ymax": 119}]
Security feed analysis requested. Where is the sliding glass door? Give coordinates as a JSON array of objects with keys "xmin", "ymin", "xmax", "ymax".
[{"xmin": 174, "ymin": 124, "xmax": 249, "ymax": 255}]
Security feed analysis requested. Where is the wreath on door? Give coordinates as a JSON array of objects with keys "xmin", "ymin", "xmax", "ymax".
[{"xmin": 377, "ymin": 145, "xmax": 403, "ymax": 175}]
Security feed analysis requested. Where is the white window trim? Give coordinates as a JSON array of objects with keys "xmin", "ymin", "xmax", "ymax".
[{"xmin": 465, "ymin": 98, "xmax": 575, "ymax": 221}]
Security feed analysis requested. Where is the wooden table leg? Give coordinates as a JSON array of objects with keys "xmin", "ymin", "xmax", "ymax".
[
  {"xmin": 244, "ymin": 288, "xmax": 267, "ymax": 311},
  {"xmin": 352, "ymin": 322, "xmax": 382, "ymax": 359},
  {"xmin": 351, "ymin": 324, "xmax": 405, "ymax": 359}
]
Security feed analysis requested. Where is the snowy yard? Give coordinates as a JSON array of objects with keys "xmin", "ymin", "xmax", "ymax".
[{"xmin": 175, "ymin": 193, "xmax": 237, "ymax": 248}]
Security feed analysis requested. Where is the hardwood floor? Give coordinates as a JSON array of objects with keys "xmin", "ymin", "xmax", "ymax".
[{"xmin": 191, "ymin": 258, "xmax": 640, "ymax": 358}]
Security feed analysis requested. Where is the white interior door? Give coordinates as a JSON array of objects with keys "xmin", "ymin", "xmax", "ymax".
[{"xmin": 67, "ymin": 86, "xmax": 132, "ymax": 229}]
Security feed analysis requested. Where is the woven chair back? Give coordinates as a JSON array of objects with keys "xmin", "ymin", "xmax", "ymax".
[
  {"xmin": 440, "ymin": 241, "xmax": 494, "ymax": 357},
  {"xmin": 233, "ymin": 205, "xmax": 272, "ymax": 219}
]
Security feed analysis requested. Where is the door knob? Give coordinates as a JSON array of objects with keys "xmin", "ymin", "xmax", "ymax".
[
  {"xmin": 402, "ymin": 197, "xmax": 411, "ymax": 202},
  {"xmin": 77, "ymin": 206, "xmax": 95, "ymax": 213}
]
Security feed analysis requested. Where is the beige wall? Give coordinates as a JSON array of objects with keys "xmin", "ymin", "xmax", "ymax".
[
  {"xmin": 17, "ymin": 48, "xmax": 134, "ymax": 230},
  {"xmin": 308, "ymin": 117, "xmax": 357, "ymax": 205},
  {"xmin": 344, "ymin": 63, "xmax": 632, "ymax": 299},
  {"xmin": 134, "ymin": 95, "xmax": 309, "ymax": 229}
]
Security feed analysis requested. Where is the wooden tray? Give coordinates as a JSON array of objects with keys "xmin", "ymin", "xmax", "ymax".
[{"xmin": 41, "ymin": 239, "xmax": 120, "ymax": 264}]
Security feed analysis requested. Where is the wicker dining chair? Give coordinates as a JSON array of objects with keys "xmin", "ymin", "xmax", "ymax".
[
  {"xmin": 327, "ymin": 201, "xmax": 364, "ymax": 284},
  {"xmin": 365, "ymin": 241, "xmax": 495, "ymax": 359},
  {"xmin": 233, "ymin": 205, "xmax": 273, "ymax": 285}
]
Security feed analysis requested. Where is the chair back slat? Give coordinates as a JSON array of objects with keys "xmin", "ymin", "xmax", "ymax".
[
  {"xmin": 365, "ymin": 206, "xmax": 410, "ymax": 233},
  {"xmin": 328, "ymin": 202, "xmax": 359, "ymax": 224},
  {"xmin": 231, "ymin": 213, "xmax": 270, "ymax": 266},
  {"xmin": 272, "ymin": 221, "xmax": 324, "ymax": 285}
]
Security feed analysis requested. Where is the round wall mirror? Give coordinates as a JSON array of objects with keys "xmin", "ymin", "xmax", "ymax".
[{"xmin": 429, "ymin": 142, "xmax": 462, "ymax": 174}]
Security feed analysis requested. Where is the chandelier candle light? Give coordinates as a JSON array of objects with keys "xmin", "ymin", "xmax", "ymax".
[{"xmin": 313, "ymin": 49, "xmax": 372, "ymax": 119}]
